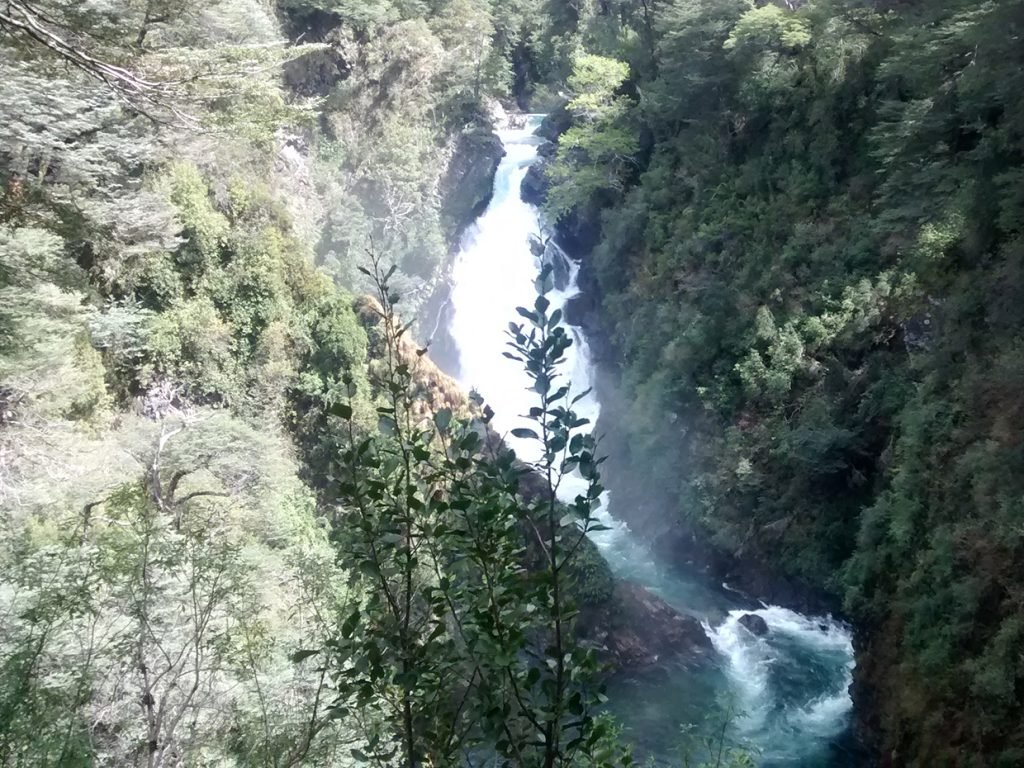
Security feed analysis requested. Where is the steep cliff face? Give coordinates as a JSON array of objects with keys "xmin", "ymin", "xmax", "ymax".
[
  {"xmin": 439, "ymin": 125, "xmax": 505, "ymax": 247},
  {"xmin": 271, "ymin": 6, "xmax": 511, "ymax": 325},
  {"xmin": 527, "ymin": 4, "xmax": 1024, "ymax": 760}
]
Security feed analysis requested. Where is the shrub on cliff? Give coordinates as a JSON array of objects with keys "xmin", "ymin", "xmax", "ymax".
[{"xmin": 318, "ymin": 260, "xmax": 632, "ymax": 766}]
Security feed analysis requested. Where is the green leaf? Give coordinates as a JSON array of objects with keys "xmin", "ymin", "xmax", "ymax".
[
  {"xmin": 535, "ymin": 263, "xmax": 554, "ymax": 294},
  {"xmin": 516, "ymin": 307, "xmax": 538, "ymax": 323},
  {"xmin": 342, "ymin": 609, "xmax": 360, "ymax": 639},
  {"xmin": 330, "ymin": 402, "xmax": 353, "ymax": 420},
  {"xmin": 547, "ymin": 385, "xmax": 570, "ymax": 404},
  {"xmin": 511, "ymin": 427, "xmax": 539, "ymax": 440},
  {"xmin": 434, "ymin": 408, "xmax": 452, "ymax": 431},
  {"xmin": 290, "ymin": 649, "xmax": 319, "ymax": 663},
  {"xmin": 460, "ymin": 430, "xmax": 481, "ymax": 452}
]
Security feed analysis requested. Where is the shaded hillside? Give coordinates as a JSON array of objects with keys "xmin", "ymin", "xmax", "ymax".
[{"xmin": 530, "ymin": 0, "xmax": 1024, "ymax": 764}]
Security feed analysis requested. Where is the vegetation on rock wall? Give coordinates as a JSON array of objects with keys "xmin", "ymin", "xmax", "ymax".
[{"xmin": 539, "ymin": 0, "xmax": 1024, "ymax": 764}]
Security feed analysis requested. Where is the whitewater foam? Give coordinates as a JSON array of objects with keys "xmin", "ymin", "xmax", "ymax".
[{"xmin": 706, "ymin": 607, "xmax": 855, "ymax": 747}]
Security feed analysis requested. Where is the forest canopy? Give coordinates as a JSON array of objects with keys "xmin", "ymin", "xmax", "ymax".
[
  {"xmin": 0, "ymin": 1, "xmax": 626, "ymax": 765},
  {"xmin": 3, "ymin": 0, "xmax": 1024, "ymax": 766}
]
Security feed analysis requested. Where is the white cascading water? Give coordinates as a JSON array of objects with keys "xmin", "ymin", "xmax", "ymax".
[
  {"xmin": 705, "ymin": 608, "xmax": 856, "ymax": 755},
  {"xmin": 443, "ymin": 116, "xmax": 858, "ymax": 766}
]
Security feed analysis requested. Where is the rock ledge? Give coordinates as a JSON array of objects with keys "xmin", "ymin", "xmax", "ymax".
[{"xmin": 581, "ymin": 580, "xmax": 712, "ymax": 668}]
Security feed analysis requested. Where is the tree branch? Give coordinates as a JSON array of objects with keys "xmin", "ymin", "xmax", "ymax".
[
  {"xmin": 172, "ymin": 490, "xmax": 229, "ymax": 506},
  {"xmin": 0, "ymin": 0, "xmax": 196, "ymax": 125}
]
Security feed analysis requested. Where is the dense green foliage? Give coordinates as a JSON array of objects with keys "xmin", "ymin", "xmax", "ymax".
[
  {"xmin": 320, "ymin": 262, "xmax": 629, "ymax": 768},
  {"xmin": 8, "ymin": 0, "xmax": 1024, "ymax": 764},
  {"xmin": 540, "ymin": 0, "xmax": 1024, "ymax": 764},
  {"xmin": 0, "ymin": 1, "xmax": 652, "ymax": 766},
  {"xmin": 546, "ymin": 53, "xmax": 638, "ymax": 219},
  {"xmin": 1, "ymin": 3, "xmax": 371, "ymax": 762}
]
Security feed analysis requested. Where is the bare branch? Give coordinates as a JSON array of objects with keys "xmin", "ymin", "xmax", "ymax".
[
  {"xmin": 0, "ymin": 0, "xmax": 197, "ymax": 125},
  {"xmin": 173, "ymin": 490, "xmax": 230, "ymax": 506}
]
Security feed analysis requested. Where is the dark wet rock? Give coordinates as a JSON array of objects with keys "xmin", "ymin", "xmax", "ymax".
[
  {"xmin": 739, "ymin": 613, "xmax": 769, "ymax": 636},
  {"xmin": 440, "ymin": 125, "xmax": 505, "ymax": 247},
  {"xmin": 537, "ymin": 140, "xmax": 557, "ymax": 159},
  {"xmin": 521, "ymin": 161, "xmax": 550, "ymax": 206},
  {"xmin": 542, "ymin": 241, "xmax": 571, "ymax": 291},
  {"xmin": 520, "ymin": 144, "xmax": 556, "ymax": 207},
  {"xmin": 279, "ymin": 9, "xmax": 351, "ymax": 98},
  {"xmin": 553, "ymin": 204, "xmax": 603, "ymax": 258},
  {"xmin": 580, "ymin": 581, "xmax": 712, "ymax": 668},
  {"xmin": 562, "ymin": 254, "xmax": 616, "ymax": 364},
  {"xmin": 564, "ymin": 289, "xmax": 612, "ymax": 365},
  {"xmin": 536, "ymin": 103, "xmax": 572, "ymax": 142}
]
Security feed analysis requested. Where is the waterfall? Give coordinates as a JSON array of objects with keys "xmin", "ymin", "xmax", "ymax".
[{"xmin": 442, "ymin": 116, "xmax": 858, "ymax": 767}]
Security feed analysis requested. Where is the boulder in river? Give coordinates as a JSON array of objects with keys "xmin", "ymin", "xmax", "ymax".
[
  {"xmin": 580, "ymin": 580, "xmax": 713, "ymax": 668},
  {"xmin": 536, "ymin": 103, "xmax": 572, "ymax": 142},
  {"xmin": 520, "ymin": 161, "xmax": 550, "ymax": 206},
  {"xmin": 739, "ymin": 613, "xmax": 769, "ymax": 636},
  {"xmin": 537, "ymin": 140, "xmax": 557, "ymax": 159}
]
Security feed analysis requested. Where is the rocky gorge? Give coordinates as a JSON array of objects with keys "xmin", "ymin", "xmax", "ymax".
[
  {"xmin": 437, "ymin": 113, "xmax": 861, "ymax": 765},
  {"xmin": 513, "ymin": 110, "xmax": 885, "ymax": 765}
]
